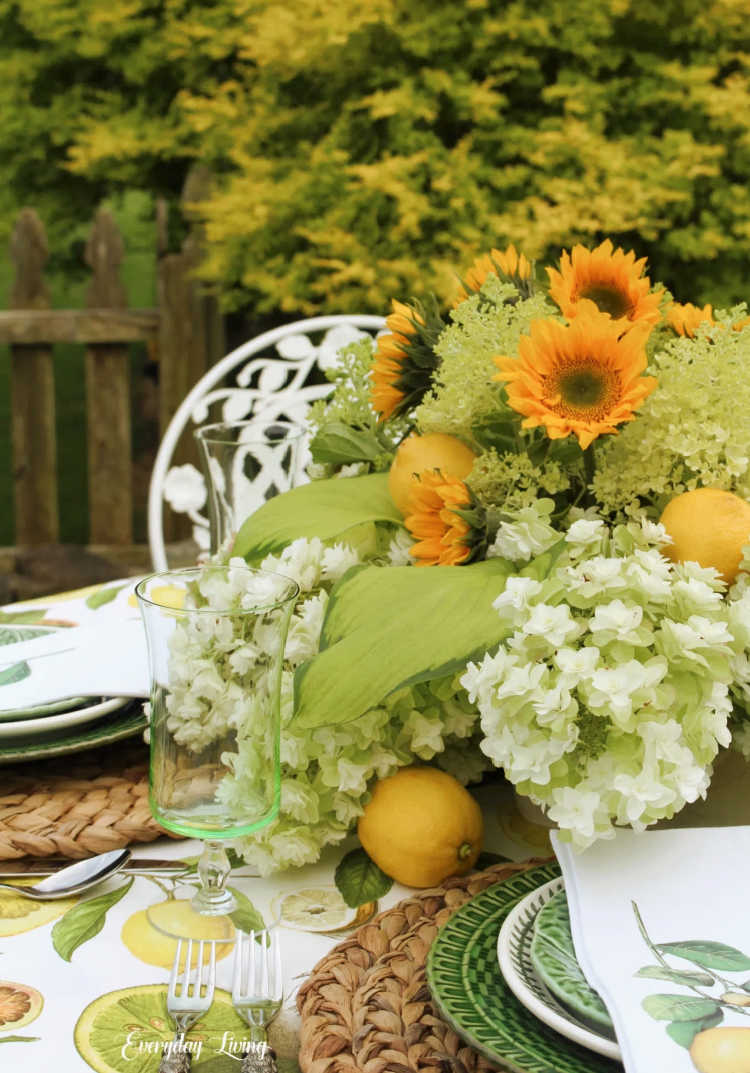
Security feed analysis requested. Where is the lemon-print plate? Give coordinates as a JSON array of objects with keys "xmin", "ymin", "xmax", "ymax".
[{"xmin": 0, "ymin": 624, "xmax": 88, "ymax": 719}]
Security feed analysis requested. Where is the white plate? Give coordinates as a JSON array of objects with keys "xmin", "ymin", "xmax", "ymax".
[
  {"xmin": 0, "ymin": 624, "xmax": 87, "ymax": 718},
  {"xmin": 497, "ymin": 878, "xmax": 622, "ymax": 1062},
  {"xmin": 0, "ymin": 696, "xmax": 130, "ymax": 739}
]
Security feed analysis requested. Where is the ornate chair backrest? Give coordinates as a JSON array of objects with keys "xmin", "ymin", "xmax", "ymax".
[{"xmin": 148, "ymin": 314, "xmax": 385, "ymax": 571}]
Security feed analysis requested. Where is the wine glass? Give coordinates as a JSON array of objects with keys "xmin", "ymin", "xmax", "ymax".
[
  {"xmin": 135, "ymin": 562, "xmax": 299, "ymax": 937},
  {"xmin": 194, "ymin": 419, "xmax": 306, "ymax": 557}
]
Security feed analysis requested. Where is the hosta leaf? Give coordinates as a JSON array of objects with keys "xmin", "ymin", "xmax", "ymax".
[
  {"xmin": 657, "ymin": 941, "xmax": 750, "ymax": 971},
  {"xmin": 233, "ymin": 473, "xmax": 403, "ymax": 562},
  {"xmin": 641, "ymin": 994, "xmax": 721, "ymax": 1022},
  {"xmin": 293, "ymin": 558, "xmax": 512, "ymax": 729}
]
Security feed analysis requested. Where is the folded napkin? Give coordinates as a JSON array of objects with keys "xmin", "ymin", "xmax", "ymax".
[
  {"xmin": 0, "ymin": 618, "xmax": 149, "ymax": 707},
  {"xmin": 553, "ymin": 827, "xmax": 750, "ymax": 1073}
]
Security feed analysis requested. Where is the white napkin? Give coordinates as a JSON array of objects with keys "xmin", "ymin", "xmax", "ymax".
[
  {"xmin": 553, "ymin": 827, "xmax": 750, "ymax": 1073},
  {"xmin": 0, "ymin": 618, "xmax": 149, "ymax": 706}
]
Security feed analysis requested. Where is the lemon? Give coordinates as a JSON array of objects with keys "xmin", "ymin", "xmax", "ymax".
[
  {"xmin": 357, "ymin": 766, "xmax": 483, "ymax": 888},
  {"xmin": 74, "ymin": 984, "xmax": 247, "ymax": 1073},
  {"xmin": 0, "ymin": 884, "xmax": 77, "ymax": 936},
  {"xmin": 690, "ymin": 1026, "xmax": 750, "ymax": 1072},
  {"xmin": 128, "ymin": 585, "xmax": 185, "ymax": 610},
  {"xmin": 659, "ymin": 487, "xmax": 750, "ymax": 584},
  {"xmin": 121, "ymin": 900, "xmax": 234, "ymax": 968},
  {"xmin": 274, "ymin": 887, "xmax": 356, "ymax": 932},
  {"xmin": 388, "ymin": 433, "xmax": 476, "ymax": 516}
]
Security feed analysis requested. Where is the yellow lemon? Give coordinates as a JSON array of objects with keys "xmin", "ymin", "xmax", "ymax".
[
  {"xmin": 121, "ymin": 900, "xmax": 234, "ymax": 968},
  {"xmin": 659, "ymin": 487, "xmax": 750, "ymax": 585},
  {"xmin": 690, "ymin": 1026, "xmax": 750, "ymax": 1072},
  {"xmin": 0, "ymin": 884, "xmax": 78, "ymax": 936},
  {"xmin": 357, "ymin": 766, "xmax": 483, "ymax": 888},
  {"xmin": 388, "ymin": 434, "xmax": 476, "ymax": 516}
]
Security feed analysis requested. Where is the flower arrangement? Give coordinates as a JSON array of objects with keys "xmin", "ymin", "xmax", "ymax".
[{"xmin": 203, "ymin": 238, "xmax": 750, "ymax": 870}]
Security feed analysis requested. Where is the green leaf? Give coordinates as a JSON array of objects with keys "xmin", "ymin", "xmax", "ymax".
[
  {"xmin": 0, "ymin": 610, "xmax": 50, "ymax": 625},
  {"xmin": 228, "ymin": 887, "xmax": 265, "ymax": 934},
  {"xmin": 309, "ymin": 422, "xmax": 385, "ymax": 465},
  {"xmin": 335, "ymin": 848, "xmax": 393, "ymax": 907},
  {"xmin": 641, "ymin": 994, "xmax": 721, "ymax": 1022},
  {"xmin": 52, "ymin": 878, "xmax": 133, "ymax": 961},
  {"xmin": 635, "ymin": 965, "xmax": 716, "ymax": 987},
  {"xmin": 666, "ymin": 1009, "xmax": 723, "ymax": 1048},
  {"xmin": 86, "ymin": 584, "xmax": 127, "ymax": 609},
  {"xmin": 293, "ymin": 558, "xmax": 513, "ymax": 729},
  {"xmin": 0, "ymin": 1037, "xmax": 40, "ymax": 1044},
  {"xmin": 0, "ymin": 661, "xmax": 30, "ymax": 686},
  {"xmin": 519, "ymin": 538, "xmax": 566, "ymax": 580},
  {"xmin": 657, "ymin": 941, "xmax": 750, "ymax": 971},
  {"xmin": 233, "ymin": 473, "xmax": 403, "ymax": 562}
]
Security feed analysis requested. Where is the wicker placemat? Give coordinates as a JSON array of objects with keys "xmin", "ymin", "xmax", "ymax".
[
  {"xmin": 297, "ymin": 859, "xmax": 547, "ymax": 1073},
  {"xmin": 0, "ymin": 739, "xmax": 177, "ymax": 859}
]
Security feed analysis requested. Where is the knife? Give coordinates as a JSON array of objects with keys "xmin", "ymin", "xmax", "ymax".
[{"xmin": 0, "ymin": 857, "xmax": 258, "ymax": 877}]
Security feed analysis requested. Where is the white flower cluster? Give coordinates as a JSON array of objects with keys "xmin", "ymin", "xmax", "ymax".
[{"xmin": 461, "ymin": 517, "xmax": 750, "ymax": 849}]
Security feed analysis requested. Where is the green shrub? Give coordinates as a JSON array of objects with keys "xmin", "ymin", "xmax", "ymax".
[{"xmin": 1, "ymin": 0, "xmax": 750, "ymax": 312}]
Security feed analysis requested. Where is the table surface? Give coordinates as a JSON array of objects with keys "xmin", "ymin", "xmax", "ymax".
[{"xmin": 0, "ymin": 578, "xmax": 551, "ymax": 1072}]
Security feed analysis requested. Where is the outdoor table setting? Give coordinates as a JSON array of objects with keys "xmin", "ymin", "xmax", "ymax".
[{"xmin": 2, "ymin": 235, "xmax": 750, "ymax": 1073}]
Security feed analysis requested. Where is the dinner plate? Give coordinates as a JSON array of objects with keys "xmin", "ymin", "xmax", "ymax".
[
  {"xmin": 0, "ymin": 695, "xmax": 130, "ymax": 739},
  {"xmin": 497, "ymin": 879, "xmax": 621, "ymax": 1062},
  {"xmin": 0, "ymin": 623, "xmax": 87, "ymax": 718},
  {"xmin": 426, "ymin": 862, "xmax": 621, "ymax": 1073},
  {"xmin": 531, "ymin": 884, "xmax": 614, "ymax": 1032},
  {"xmin": 0, "ymin": 702, "xmax": 147, "ymax": 764}
]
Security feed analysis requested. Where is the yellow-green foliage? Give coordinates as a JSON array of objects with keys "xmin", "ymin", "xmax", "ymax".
[{"xmin": 2, "ymin": 0, "xmax": 750, "ymax": 312}]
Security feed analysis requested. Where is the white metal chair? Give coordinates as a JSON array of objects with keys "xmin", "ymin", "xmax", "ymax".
[{"xmin": 148, "ymin": 314, "xmax": 386, "ymax": 571}]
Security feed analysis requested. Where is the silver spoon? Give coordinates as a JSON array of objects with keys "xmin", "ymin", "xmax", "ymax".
[{"xmin": 0, "ymin": 848, "xmax": 131, "ymax": 900}]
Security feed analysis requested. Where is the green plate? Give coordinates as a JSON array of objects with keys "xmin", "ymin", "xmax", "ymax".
[
  {"xmin": 531, "ymin": 887, "xmax": 614, "ymax": 1033},
  {"xmin": 426, "ymin": 862, "xmax": 622, "ymax": 1073},
  {"xmin": 0, "ymin": 703, "xmax": 147, "ymax": 764}
]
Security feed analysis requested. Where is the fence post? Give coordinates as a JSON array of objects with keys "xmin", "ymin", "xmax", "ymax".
[
  {"xmin": 84, "ymin": 208, "xmax": 133, "ymax": 545},
  {"xmin": 9, "ymin": 209, "xmax": 59, "ymax": 543}
]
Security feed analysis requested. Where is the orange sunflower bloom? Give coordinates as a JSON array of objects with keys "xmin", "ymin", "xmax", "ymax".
[
  {"xmin": 453, "ymin": 244, "xmax": 533, "ymax": 306},
  {"xmin": 546, "ymin": 240, "xmax": 663, "ymax": 328},
  {"xmin": 667, "ymin": 301, "xmax": 714, "ymax": 337},
  {"xmin": 404, "ymin": 471, "xmax": 485, "ymax": 566},
  {"xmin": 493, "ymin": 311, "xmax": 657, "ymax": 450},
  {"xmin": 370, "ymin": 299, "xmax": 443, "ymax": 421}
]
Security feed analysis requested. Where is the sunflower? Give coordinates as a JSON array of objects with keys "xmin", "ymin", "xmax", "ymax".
[
  {"xmin": 370, "ymin": 298, "xmax": 444, "ymax": 421},
  {"xmin": 493, "ymin": 311, "xmax": 657, "ymax": 450},
  {"xmin": 546, "ymin": 240, "xmax": 663, "ymax": 328},
  {"xmin": 667, "ymin": 301, "xmax": 714, "ymax": 337},
  {"xmin": 453, "ymin": 244, "xmax": 533, "ymax": 305},
  {"xmin": 404, "ymin": 471, "xmax": 487, "ymax": 566}
]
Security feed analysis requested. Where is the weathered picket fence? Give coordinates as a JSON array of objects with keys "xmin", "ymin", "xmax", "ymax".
[{"xmin": 0, "ymin": 178, "xmax": 224, "ymax": 557}]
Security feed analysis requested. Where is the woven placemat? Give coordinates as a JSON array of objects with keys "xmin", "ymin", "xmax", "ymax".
[
  {"xmin": 0, "ymin": 739, "xmax": 177, "ymax": 860},
  {"xmin": 297, "ymin": 859, "xmax": 547, "ymax": 1073}
]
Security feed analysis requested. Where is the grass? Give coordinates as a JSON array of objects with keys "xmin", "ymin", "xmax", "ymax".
[{"xmin": 0, "ymin": 191, "xmax": 157, "ymax": 545}]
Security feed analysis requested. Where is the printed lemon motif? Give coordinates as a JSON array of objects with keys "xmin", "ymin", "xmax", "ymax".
[
  {"xmin": 0, "ymin": 981, "xmax": 43, "ymax": 1029},
  {"xmin": 274, "ymin": 888, "xmax": 357, "ymax": 933},
  {"xmin": 121, "ymin": 900, "xmax": 234, "ymax": 968},
  {"xmin": 689, "ymin": 1026, "xmax": 750, "ymax": 1072},
  {"xmin": 128, "ymin": 585, "xmax": 185, "ymax": 610},
  {"xmin": 659, "ymin": 487, "xmax": 750, "ymax": 585},
  {"xmin": 75, "ymin": 984, "xmax": 247, "ymax": 1073},
  {"xmin": 357, "ymin": 766, "xmax": 483, "ymax": 888},
  {"xmin": 0, "ymin": 885, "xmax": 78, "ymax": 936},
  {"xmin": 387, "ymin": 433, "xmax": 476, "ymax": 515}
]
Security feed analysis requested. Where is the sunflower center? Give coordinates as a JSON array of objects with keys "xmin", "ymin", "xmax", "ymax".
[
  {"xmin": 547, "ymin": 360, "xmax": 619, "ymax": 419},
  {"xmin": 578, "ymin": 284, "xmax": 631, "ymax": 319}
]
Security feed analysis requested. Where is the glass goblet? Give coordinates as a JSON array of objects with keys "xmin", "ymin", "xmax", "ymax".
[
  {"xmin": 194, "ymin": 419, "xmax": 306, "ymax": 557},
  {"xmin": 135, "ymin": 563, "xmax": 299, "ymax": 933}
]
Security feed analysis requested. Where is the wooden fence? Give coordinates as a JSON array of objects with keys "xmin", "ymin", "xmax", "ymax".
[{"xmin": 0, "ymin": 178, "xmax": 224, "ymax": 555}]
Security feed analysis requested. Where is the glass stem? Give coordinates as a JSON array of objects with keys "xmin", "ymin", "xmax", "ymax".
[{"xmin": 192, "ymin": 839, "xmax": 237, "ymax": 916}]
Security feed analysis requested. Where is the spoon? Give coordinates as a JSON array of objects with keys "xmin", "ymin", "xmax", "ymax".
[{"xmin": 0, "ymin": 848, "xmax": 131, "ymax": 900}]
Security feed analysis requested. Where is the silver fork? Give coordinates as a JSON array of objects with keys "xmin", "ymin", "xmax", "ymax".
[
  {"xmin": 159, "ymin": 938, "xmax": 217, "ymax": 1073},
  {"xmin": 232, "ymin": 928, "xmax": 283, "ymax": 1073}
]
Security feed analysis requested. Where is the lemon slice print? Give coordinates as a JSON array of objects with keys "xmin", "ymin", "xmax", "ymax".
[
  {"xmin": 0, "ymin": 981, "xmax": 43, "ymax": 1030},
  {"xmin": 75, "ymin": 984, "xmax": 248, "ymax": 1073},
  {"xmin": 273, "ymin": 887, "xmax": 358, "ymax": 933},
  {"xmin": 0, "ymin": 884, "xmax": 78, "ymax": 937}
]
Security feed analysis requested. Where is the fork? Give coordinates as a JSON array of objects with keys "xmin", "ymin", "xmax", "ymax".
[
  {"xmin": 158, "ymin": 938, "xmax": 217, "ymax": 1073},
  {"xmin": 232, "ymin": 928, "xmax": 284, "ymax": 1073}
]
